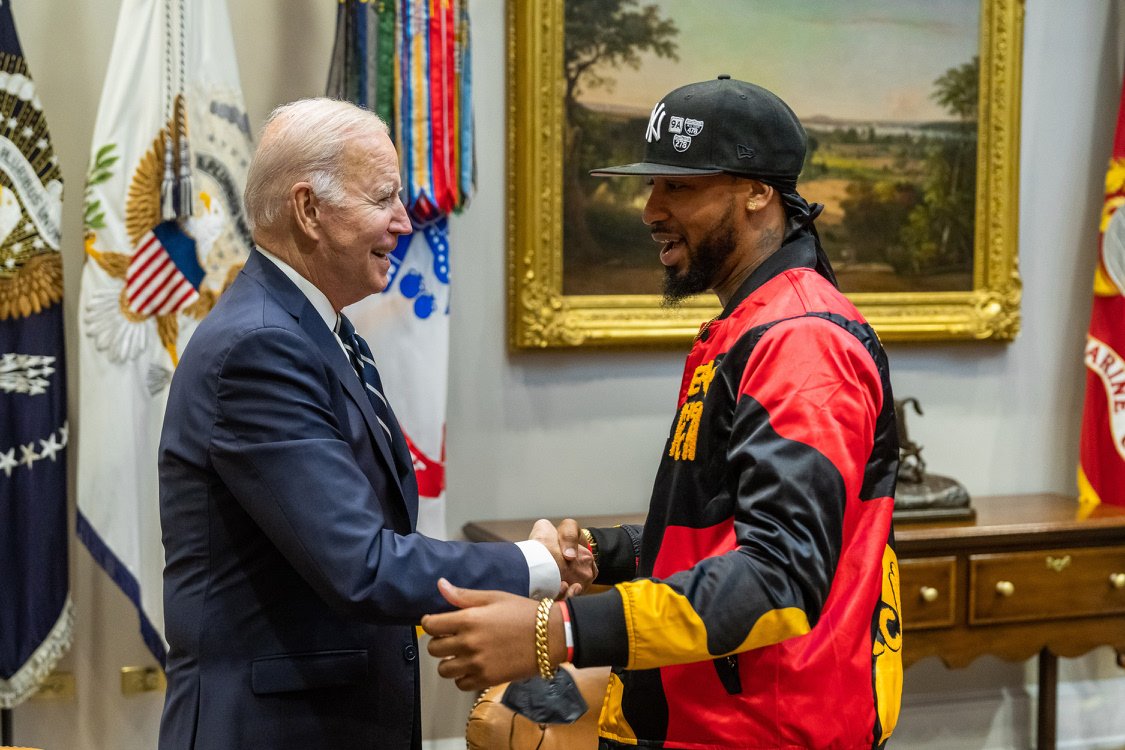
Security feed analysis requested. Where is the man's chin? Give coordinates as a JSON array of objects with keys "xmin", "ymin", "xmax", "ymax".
[
  {"xmin": 356, "ymin": 278, "xmax": 389, "ymax": 300},
  {"xmin": 661, "ymin": 292, "xmax": 688, "ymax": 309},
  {"xmin": 367, "ymin": 266, "xmax": 390, "ymax": 295},
  {"xmin": 662, "ymin": 267, "xmax": 709, "ymax": 307}
]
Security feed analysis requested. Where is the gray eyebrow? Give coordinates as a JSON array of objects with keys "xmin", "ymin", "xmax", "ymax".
[{"xmin": 373, "ymin": 182, "xmax": 401, "ymax": 200}]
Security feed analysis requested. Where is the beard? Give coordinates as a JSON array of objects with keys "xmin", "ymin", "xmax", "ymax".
[{"xmin": 661, "ymin": 203, "xmax": 737, "ymax": 307}]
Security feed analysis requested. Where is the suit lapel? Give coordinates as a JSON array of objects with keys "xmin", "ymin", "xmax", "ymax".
[
  {"xmin": 381, "ymin": 399, "xmax": 418, "ymax": 530},
  {"xmin": 244, "ymin": 250, "xmax": 407, "ymax": 505}
]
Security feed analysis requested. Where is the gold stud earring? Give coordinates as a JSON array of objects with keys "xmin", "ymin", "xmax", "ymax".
[{"xmin": 747, "ymin": 200, "xmax": 758, "ymax": 210}]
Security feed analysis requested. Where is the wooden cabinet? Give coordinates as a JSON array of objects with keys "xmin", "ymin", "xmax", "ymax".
[
  {"xmin": 464, "ymin": 493, "xmax": 1125, "ymax": 750},
  {"xmin": 893, "ymin": 496, "xmax": 1125, "ymax": 670},
  {"xmin": 893, "ymin": 494, "xmax": 1125, "ymax": 749}
]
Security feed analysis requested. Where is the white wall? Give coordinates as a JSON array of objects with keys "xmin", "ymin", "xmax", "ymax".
[{"xmin": 8, "ymin": 0, "xmax": 1125, "ymax": 748}]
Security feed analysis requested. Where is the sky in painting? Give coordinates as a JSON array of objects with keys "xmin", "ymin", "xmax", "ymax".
[{"xmin": 576, "ymin": 0, "xmax": 980, "ymax": 123}]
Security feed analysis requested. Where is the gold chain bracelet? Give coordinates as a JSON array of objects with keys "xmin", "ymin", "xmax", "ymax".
[{"xmin": 535, "ymin": 597, "xmax": 555, "ymax": 681}]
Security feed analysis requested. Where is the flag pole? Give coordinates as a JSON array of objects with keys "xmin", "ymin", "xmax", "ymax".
[{"xmin": 2, "ymin": 707, "xmax": 13, "ymax": 744}]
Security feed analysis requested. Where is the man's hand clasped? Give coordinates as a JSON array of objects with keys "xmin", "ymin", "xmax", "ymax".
[
  {"xmin": 529, "ymin": 517, "xmax": 597, "ymax": 598},
  {"xmin": 421, "ymin": 518, "xmax": 596, "ymax": 691}
]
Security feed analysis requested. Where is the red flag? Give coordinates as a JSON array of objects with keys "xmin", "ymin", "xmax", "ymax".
[{"xmin": 1078, "ymin": 75, "xmax": 1125, "ymax": 507}]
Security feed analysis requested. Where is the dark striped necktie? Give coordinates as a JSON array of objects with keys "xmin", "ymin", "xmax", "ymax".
[{"xmin": 336, "ymin": 314, "xmax": 395, "ymax": 442}]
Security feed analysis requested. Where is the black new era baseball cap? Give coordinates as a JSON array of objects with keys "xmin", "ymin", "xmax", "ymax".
[{"xmin": 590, "ymin": 75, "xmax": 807, "ymax": 190}]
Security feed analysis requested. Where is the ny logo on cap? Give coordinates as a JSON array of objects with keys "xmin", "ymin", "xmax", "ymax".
[{"xmin": 646, "ymin": 102, "xmax": 666, "ymax": 143}]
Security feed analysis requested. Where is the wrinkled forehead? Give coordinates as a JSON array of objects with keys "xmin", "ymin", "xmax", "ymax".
[{"xmin": 343, "ymin": 131, "xmax": 401, "ymax": 181}]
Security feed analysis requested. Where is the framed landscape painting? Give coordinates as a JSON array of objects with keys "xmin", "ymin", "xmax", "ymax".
[{"xmin": 507, "ymin": 0, "xmax": 1024, "ymax": 348}]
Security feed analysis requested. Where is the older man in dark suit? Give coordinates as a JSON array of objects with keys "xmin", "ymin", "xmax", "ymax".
[{"xmin": 157, "ymin": 98, "xmax": 589, "ymax": 750}]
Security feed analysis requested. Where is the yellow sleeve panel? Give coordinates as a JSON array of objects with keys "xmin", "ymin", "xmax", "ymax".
[
  {"xmin": 617, "ymin": 579, "xmax": 811, "ymax": 671},
  {"xmin": 596, "ymin": 671, "xmax": 639, "ymax": 746}
]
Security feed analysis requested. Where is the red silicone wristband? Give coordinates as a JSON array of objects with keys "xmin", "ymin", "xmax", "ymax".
[{"xmin": 559, "ymin": 601, "xmax": 575, "ymax": 663}]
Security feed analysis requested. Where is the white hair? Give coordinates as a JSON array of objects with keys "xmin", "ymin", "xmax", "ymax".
[{"xmin": 243, "ymin": 98, "xmax": 390, "ymax": 234}]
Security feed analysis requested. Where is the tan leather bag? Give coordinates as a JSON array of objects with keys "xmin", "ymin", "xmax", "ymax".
[{"xmin": 465, "ymin": 665, "xmax": 610, "ymax": 750}]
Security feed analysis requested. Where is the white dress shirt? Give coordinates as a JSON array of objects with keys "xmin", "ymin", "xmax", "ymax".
[{"xmin": 256, "ymin": 247, "xmax": 560, "ymax": 598}]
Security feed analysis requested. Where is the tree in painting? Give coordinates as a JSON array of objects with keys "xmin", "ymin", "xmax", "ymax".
[
  {"xmin": 563, "ymin": 0, "xmax": 678, "ymax": 294},
  {"xmin": 900, "ymin": 56, "xmax": 979, "ymax": 278},
  {"xmin": 828, "ymin": 57, "xmax": 979, "ymax": 291}
]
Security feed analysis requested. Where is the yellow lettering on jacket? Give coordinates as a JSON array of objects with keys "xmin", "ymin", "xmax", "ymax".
[
  {"xmin": 669, "ymin": 402, "xmax": 704, "ymax": 461},
  {"xmin": 669, "ymin": 360, "xmax": 718, "ymax": 461},
  {"xmin": 687, "ymin": 359, "xmax": 717, "ymax": 397}
]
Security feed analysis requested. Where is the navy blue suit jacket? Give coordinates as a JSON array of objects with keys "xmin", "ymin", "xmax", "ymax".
[{"xmin": 158, "ymin": 250, "xmax": 529, "ymax": 749}]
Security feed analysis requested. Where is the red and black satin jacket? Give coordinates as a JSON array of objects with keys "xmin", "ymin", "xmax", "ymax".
[{"xmin": 568, "ymin": 232, "xmax": 903, "ymax": 749}]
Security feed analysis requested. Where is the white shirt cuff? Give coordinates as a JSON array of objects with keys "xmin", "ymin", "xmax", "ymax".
[{"xmin": 515, "ymin": 540, "xmax": 561, "ymax": 599}]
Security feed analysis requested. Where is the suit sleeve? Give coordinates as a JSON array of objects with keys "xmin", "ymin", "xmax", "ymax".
[
  {"xmin": 571, "ymin": 317, "xmax": 882, "ymax": 669},
  {"xmin": 208, "ymin": 325, "xmax": 529, "ymax": 624}
]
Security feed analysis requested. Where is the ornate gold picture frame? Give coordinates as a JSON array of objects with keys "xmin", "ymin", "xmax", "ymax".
[{"xmin": 508, "ymin": 0, "xmax": 1023, "ymax": 348}]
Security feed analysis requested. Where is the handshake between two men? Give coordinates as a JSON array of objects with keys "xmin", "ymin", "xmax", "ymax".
[{"xmin": 422, "ymin": 518, "xmax": 596, "ymax": 692}]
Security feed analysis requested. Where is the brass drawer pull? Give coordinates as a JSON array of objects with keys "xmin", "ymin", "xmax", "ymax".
[
  {"xmin": 1045, "ymin": 555, "xmax": 1071, "ymax": 572},
  {"xmin": 1111, "ymin": 572, "xmax": 1125, "ymax": 590},
  {"xmin": 995, "ymin": 580, "xmax": 1015, "ymax": 597},
  {"xmin": 920, "ymin": 586, "xmax": 939, "ymax": 603}
]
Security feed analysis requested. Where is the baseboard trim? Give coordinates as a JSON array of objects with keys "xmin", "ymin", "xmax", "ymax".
[{"xmin": 423, "ymin": 738, "xmax": 468, "ymax": 750}]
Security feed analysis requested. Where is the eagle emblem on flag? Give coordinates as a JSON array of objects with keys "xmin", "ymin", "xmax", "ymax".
[
  {"xmin": 0, "ymin": 60, "xmax": 63, "ymax": 321},
  {"xmin": 83, "ymin": 92, "xmax": 251, "ymax": 374}
]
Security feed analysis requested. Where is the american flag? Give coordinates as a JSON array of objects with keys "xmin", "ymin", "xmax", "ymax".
[{"xmin": 125, "ymin": 222, "xmax": 202, "ymax": 316}]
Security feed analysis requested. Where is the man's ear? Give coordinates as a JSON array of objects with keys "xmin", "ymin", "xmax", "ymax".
[
  {"xmin": 291, "ymin": 182, "xmax": 320, "ymax": 239},
  {"xmin": 744, "ymin": 179, "xmax": 774, "ymax": 213}
]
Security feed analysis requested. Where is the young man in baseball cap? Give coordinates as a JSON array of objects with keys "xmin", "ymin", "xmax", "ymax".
[{"xmin": 424, "ymin": 77, "xmax": 903, "ymax": 749}]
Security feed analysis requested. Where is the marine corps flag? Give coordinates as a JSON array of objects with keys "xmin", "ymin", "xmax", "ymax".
[
  {"xmin": 77, "ymin": 0, "xmax": 253, "ymax": 664},
  {"xmin": 328, "ymin": 0, "xmax": 475, "ymax": 538},
  {"xmin": 0, "ymin": 1, "xmax": 72, "ymax": 708},
  {"xmin": 1079, "ymin": 75, "xmax": 1125, "ymax": 508}
]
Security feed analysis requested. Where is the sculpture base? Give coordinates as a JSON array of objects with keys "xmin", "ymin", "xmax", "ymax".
[
  {"xmin": 894, "ymin": 505, "xmax": 977, "ymax": 523},
  {"xmin": 894, "ymin": 473, "xmax": 974, "ymax": 524}
]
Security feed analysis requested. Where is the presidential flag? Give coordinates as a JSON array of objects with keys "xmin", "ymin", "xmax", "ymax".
[
  {"xmin": 329, "ymin": 0, "xmax": 475, "ymax": 538},
  {"xmin": 77, "ymin": 0, "xmax": 253, "ymax": 664},
  {"xmin": 0, "ymin": 1, "xmax": 72, "ymax": 708},
  {"xmin": 1079, "ymin": 74, "xmax": 1125, "ymax": 508}
]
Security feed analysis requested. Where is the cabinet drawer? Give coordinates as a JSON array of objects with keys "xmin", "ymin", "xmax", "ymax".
[
  {"xmin": 899, "ymin": 556, "xmax": 957, "ymax": 630},
  {"xmin": 969, "ymin": 546, "xmax": 1125, "ymax": 625}
]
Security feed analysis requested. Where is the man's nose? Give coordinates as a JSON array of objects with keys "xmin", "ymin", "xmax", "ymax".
[
  {"xmin": 392, "ymin": 198, "xmax": 413, "ymax": 235},
  {"xmin": 642, "ymin": 190, "xmax": 665, "ymax": 226}
]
